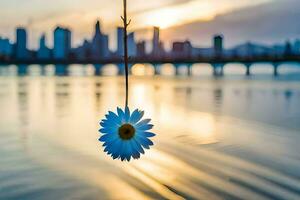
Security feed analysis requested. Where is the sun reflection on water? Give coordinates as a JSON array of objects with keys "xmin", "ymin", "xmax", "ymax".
[{"xmin": 1, "ymin": 75, "xmax": 300, "ymax": 199}]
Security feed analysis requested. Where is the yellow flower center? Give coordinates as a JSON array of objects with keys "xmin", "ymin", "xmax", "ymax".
[{"xmin": 118, "ymin": 123, "xmax": 135, "ymax": 140}]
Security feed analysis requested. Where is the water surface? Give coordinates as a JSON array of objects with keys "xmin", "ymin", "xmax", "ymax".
[{"xmin": 1, "ymin": 64, "xmax": 300, "ymax": 199}]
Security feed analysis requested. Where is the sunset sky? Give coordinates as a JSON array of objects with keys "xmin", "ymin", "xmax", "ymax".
[{"xmin": 0, "ymin": 0, "xmax": 298, "ymax": 49}]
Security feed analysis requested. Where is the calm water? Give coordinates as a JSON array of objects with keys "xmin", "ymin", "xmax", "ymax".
[{"xmin": 1, "ymin": 63, "xmax": 300, "ymax": 200}]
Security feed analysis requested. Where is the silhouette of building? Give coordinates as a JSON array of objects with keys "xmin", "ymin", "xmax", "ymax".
[
  {"xmin": 172, "ymin": 41, "xmax": 192, "ymax": 59},
  {"xmin": 91, "ymin": 20, "xmax": 110, "ymax": 60},
  {"xmin": 284, "ymin": 41, "xmax": 292, "ymax": 56},
  {"xmin": 213, "ymin": 35, "xmax": 223, "ymax": 57},
  {"xmin": 137, "ymin": 41, "xmax": 146, "ymax": 58},
  {"xmin": 117, "ymin": 27, "xmax": 124, "ymax": 57},
  {"xmin": 102, "ymin": 34, "xmax": 109, "ymax": 58},
  {"xmin": 75, "ymin": 40, "xmax": 92, "ymax": 61},
  {"xmin": 272, "ymin": 44, "xmax": 285, "ymax": 57},
  {"xmin": 128, "ymin": 32, "xmax": 136, "ymax": 57},
  {"xmin": 231, "ymin": 42, "xmax": 272, "ymax": 57},
  {"xmin": 152, "ymin": 27, "xmax": 160, "ymax": 58},
  {"xmin": 192, "ymin": 47, "xmax": 214, "ymax": 58},
  {"xmin": 15, "ymin": 28, "xmax": 28, "ymax": 59},
  {"xmin": 37, "ymin": 34, "xmax": 51, "ymax": 59},
  {"xmin": 0, "ymin": 37, "xmax": 13, "ymax": 57},
  {"xmin": 2, "ymin": 20, "xmax": 300, "ymax": 62},
  {"xmin": 53, "ymin": 26, "xmax": 71, "ymax": 60},
  {"xmin": 293, "ymin": 40, "xmax": 300, "ymax": 55}
]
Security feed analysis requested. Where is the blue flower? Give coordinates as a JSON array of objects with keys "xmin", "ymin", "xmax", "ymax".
[{"xmin": 99, "ymin": 107, "xmax": 155, "ymax": 161}]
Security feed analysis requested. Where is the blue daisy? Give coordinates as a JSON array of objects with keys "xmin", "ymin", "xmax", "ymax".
[{"xmin": 99, "ymin": 107, "xmax": 155, "ymax": 161}]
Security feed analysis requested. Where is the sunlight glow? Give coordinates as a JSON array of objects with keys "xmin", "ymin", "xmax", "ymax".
[
  {"xmin": 143, "ymin": 8, "xmax": 181, "ymax": 29},
  {"xmin": 131, "ymin": 64, "xmax": 155, "ymax": 76}
]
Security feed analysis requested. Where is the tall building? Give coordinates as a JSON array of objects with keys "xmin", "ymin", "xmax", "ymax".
[
  {"xmin": 137, "ymin": 41, "xmax": 146, "ymax": 58},
  {"xmin": 53, "ymin": 26, "xmax": 71, "ymax": 60},
  {"xmin": 293, "ymin": 39, "xmax": 300, "ymax": 55},
  {"xmin": 15, "ymin": 28, "xmax": 28, "ymax": 59},
  {"xmin": 152, "ymin": 27, "xmax": 160, "ymax": 57},
  {"xmin": 128, "ymin": 32, "xmax": 136, "ymax": 57},
  {"xmin": 172, "ymin": 41, "xmax": 192, "ymax": 59},
  {"xmin": 213, "ymin": 35, "xmax": 223, "ymax": 57},
  {"xmin": 0, "ymin": 37, "xmax": 13, "ymax": 57},
  {"xmin": 117, "ymin": 27, "xmax": 124, "ymax": 57},
  {"xmin": 284, "ymin": 41, "xmax": 292, "ymax": 56},
  {"xmin": 75, "ymin": 40, "xmax": 92, "ymax": 61},
  {"xmin": 91, "ymin": 20, "xmax": 110, "ymax": 60},
  {"xmin": 159, "ymin": 41, "xmax": 165, "ymax": 58},
  {"xmin": 102, "ymin": 34, "xmax": 110, "ymax": 58},
  {"xmin": 37, "ymin": 34, "xmax": 51, "ymax": 59}
]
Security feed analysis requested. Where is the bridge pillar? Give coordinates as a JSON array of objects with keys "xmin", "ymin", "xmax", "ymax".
[
  {"xmin": 174, "ymin": 64, "xmax": 181, "ymax": 76},
  {"xmin": 118, "ymin": 63, "xmax": 133, "ymax": 75},
  {"xmin": 40, "ymin": 65, "xmax": 46, "ymax": 76},
  {"xmin": 55, "ymin": 64, "xmax": 68, "ymax": 76},
  {"xmin": 213, "ymin": 66, "xmax": 217, "ymax": 76},
  {"xmin": 245, "ymin": 63, "xmax": 252, "ymax": 76},
  {"xmin": 128, "ymin": 63, "xmax": 134, "ymax": 75},
  {"xmin": 220, "ymin": 65, "xmax": 224, "ymax": 76},
  {"xmin": 212, "ymin": 63, "xmax": 224, "ymax": 76},
  {"xmin": 187, "ymin": 64, "xmax": 192, "ymax": 77},
  {"xmin": 117, "ymin": 63, "xmax": 125, "ymax": 76},
  {"xmin": 153, "ymin": 64, "xmax": 160, "ymax": 75},
  {"xmin": 273, "ymin": 62, "xmax": 280, "ymax": 76},
  {"xmin": 17, "ymin": 65, "xmax": 28, "ymax": 76},
  {"xmin": 94, "ymin": 64, "xmax": 102, "ymax": 76}
]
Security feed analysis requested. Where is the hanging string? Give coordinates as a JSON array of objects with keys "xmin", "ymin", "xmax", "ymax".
[{"xmin": 121, "ymin": 0, "xmax": 131, "ymax": 108}]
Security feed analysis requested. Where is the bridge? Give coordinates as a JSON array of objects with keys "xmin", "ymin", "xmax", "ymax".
[{"xmin": 1, "ymin": 55, "xmax": 300, "ymax": 76}]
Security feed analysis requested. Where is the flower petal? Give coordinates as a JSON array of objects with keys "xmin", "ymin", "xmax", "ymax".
[
  {"xmin": 129, "ymin": 140, "xmax": 141, "ymax": 159},
  {"xmin": 99, "ymin": 127, "xmax": 118, "ymax": 134},
  {"xmin": 100, "ymin": 119, "xmax": 118, "ymax": 128},
  {"xmin": 119, "ymin": 142, "xmax": 127, "ymax": 161},
  {"xmin": 135, "ymin": 135, "xmax": 153, "ymax": 149},
  {"xmin": 99, "ymin": 133, "xmax": 118, "ymax": 142},
  {"xmin": 124, "ymin": 107, "xmax": 130, "ymax": 122},
  {"xmin": 136, "ymin": 124, "xmax": 154, "ymax": 131},
  {"xmin": 131, "ymin": 139, "xmax": 145, "ymax": 154},
  {"xmin": 124, "ymin": 142, "xmax": 132, "ymax": 161},
  {"xmin": 107, "ymin": 111, "xmax": 122, "ymax": 125},
  {"xmin": 140, "ymin": 131, "xmax": 156, "ymax": 137},
  {"xmin": 136, "ymin": 119, "xmax": 151, "ymax": 127},
  {"xmin": 117, "ymin": 107, "xmax": 126, "ymax": 122},
  {"xmin": 111, "ymin": 140, "xmax": 123, "ymax": 159},
  {"xmin": 130, "ymin": 109, "xmax": 144, "ymax": 124}
]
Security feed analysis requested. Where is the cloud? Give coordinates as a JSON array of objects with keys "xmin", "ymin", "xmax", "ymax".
[{"xmin": 161, "ymin": 0, "xmax": 300, "ymax": 47}]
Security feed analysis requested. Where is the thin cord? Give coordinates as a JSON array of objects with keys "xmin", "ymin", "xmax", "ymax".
[{"xmin": 122, "ymin": 0, "xmax": 130, "ymax": 108}]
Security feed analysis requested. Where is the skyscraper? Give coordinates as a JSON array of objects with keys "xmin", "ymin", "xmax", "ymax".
[
  {"xmin": 37, "ymin": 34, "xmax": 51, "ymax": 59},
  {"xmin": 128, "ymin": 32, "xmax": 136, "ymax": 57},
  {"xmin": 91, "ymin": 20, "xmax": 110, "ymax": 60},
  {"xmin": 0, "ymin": 37, "xmax": 13, "ymax": 57},
  {"xmin": 152, "ymin": 27, "xmax": 160, "ymax": 57},
  {"xmin": 53, "ymin": 27, "xmax": 71, "ymax": 60},
  {"xmin": 15, "ymin": 28, "xmax": 28, "ymax": 59},
  {"xmin": 284, "ymin": 41, "xmax": 292, "ymax": 56},
  {"xmin": 137, "ymin": 41, "xmax": 146, "ymax": 58},
  {"xmin": 117, "ymin": 27, "xmax": 124, "ymax": 57},
  {"xmin": 213, "ymin": 35, "xmax": 223, "ymax": 57},
  {"xmin": 172, "ymin": 41, "xmax": 192, "ymax": 59}
]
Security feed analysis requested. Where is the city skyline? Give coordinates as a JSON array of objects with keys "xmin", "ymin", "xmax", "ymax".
[
  {"xmin": 0, "ymin": 19, "xmax": 299, "ymax": 63},
  {"xmin": 0, "ymin": 0, "xmax": 299, "ymax": 49}
]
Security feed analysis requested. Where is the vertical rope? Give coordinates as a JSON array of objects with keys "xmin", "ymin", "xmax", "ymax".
[{"xmin": 122, "ymin": 0, "xmax": 130, "ymax": 108}]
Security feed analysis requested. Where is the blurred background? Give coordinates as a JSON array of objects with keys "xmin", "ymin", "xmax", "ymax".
[{"xmin": 1, "ymin": 0, "xmax": 300, "ymax": 199}]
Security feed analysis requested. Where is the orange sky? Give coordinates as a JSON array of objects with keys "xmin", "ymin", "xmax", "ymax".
[{"xmin": 0, "ymin": 0, "xmax": 271, "ymax": 48}]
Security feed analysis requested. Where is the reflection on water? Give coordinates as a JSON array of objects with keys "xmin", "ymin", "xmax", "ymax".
[
  {"xmin": 1, "ymin": 72, "xmax": 300, "ymax": 199},
  {"xmin": 1, "ymin": 62, "xmax": 300, "ymax": 78}
]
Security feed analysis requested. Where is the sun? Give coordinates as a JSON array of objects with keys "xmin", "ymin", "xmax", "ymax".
[{"xmin": 143, "ymin": 8, "xmax": 180, "ymax": 29}]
